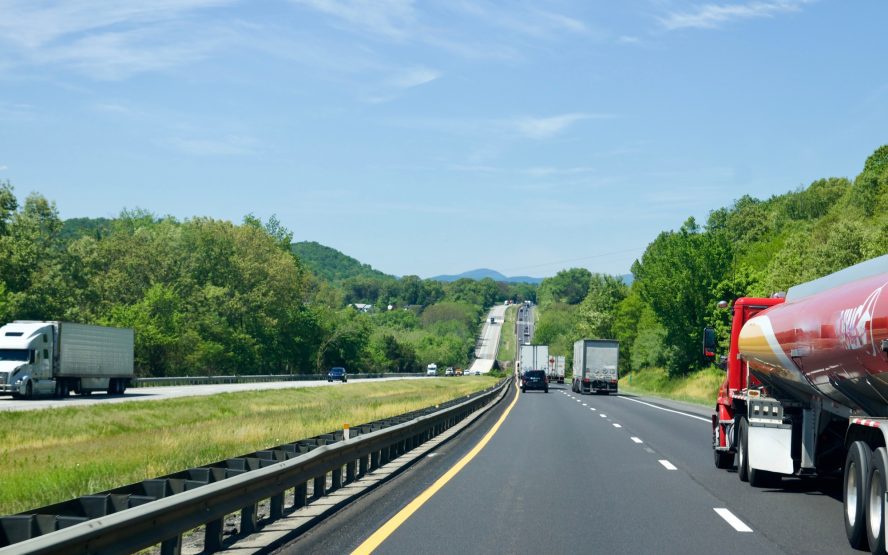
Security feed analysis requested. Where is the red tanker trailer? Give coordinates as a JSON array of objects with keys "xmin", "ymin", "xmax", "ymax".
[{"xmin": 705, "ymin": 254, "xmax": 888, "ymax": 553}]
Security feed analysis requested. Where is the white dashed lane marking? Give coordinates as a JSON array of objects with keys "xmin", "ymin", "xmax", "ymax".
[
  {"xmin": 658, "ymin": 460, "xmax": 677, "ymax": 470},
  {"xmin": 714, "ymin": 508, "xmax": 753, "ymax": 532},
  {"xmin": 631, "ymin": 437, "xmax": 643, "ymax": 444},
  {"xmin": 613, "ymin": 423, "xmax": 622, "ymax": 428}
]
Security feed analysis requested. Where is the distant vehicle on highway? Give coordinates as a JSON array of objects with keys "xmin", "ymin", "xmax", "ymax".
[
  {"xmin": 490, "ymin": 317, "xmax": 496, "ymax": 324},
  {"xmin": 327, "ymin": 367, "xmax": 347, "ymax": 382},
  {"xmin": 455, "ymin": 368, "xmax": 463, "ymax": 376},
  {"xmin": 521, "ymin": 370, "xmax": 548, "ymax": 393},
  {"xmin": 426, "ymin": 363, "xmax": 438, "ymax": 376},
  {"xmin": 445, "ymin": 367, "xmax": 454, "ymax": 376}
]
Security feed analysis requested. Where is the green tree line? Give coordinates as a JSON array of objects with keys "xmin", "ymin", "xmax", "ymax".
[
  {"xmin": 533, "ymin": 146, "xmax": 888, "ymax": 378},
  {"xmin": 0, "ymin": 185, "xmax": 535, "ymax": 377}
]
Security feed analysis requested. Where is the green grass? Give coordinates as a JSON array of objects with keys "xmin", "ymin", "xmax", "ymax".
[
  {"xmin": 0, "ymin": 378, "xmax": 496, "ymax": 515},
  {"xmin": 618, "ymin": 366, "xmax": 724, "ymax": 407},
  {"xmin": 496, "ymin": 305, "xmax": 518, "ymax": 369}
]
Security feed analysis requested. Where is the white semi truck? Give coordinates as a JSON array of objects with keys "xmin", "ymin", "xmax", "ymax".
[
  {"xmin": 572, "ymin": 339, "xmax": 619, "ymax": 394},
  {"xmin": 0, "ymin": 321, "xmax": 134, "ymax": 398}
]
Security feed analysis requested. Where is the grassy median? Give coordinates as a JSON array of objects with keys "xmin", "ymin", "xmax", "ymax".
[{"xmin": 0, "ymin": 378, "xmax": 496, "ymax": 515}]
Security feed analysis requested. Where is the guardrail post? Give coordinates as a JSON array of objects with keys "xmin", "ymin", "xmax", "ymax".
[
  {"xmin": 346, "ymin": 460, "xmax": 356, "ymax": 483},
  {"xmin": 294, "ymin": 482, "xmax": 307, "ymax": 509},
  {"xmin": 370, "ymin": 450, "xmax": 380, "ymax": 470},
  {"xmin": 205, "ymin": 518, "xmax": 224, "ymax": 552},
  {"xmin": 331, "ymin": 465, "xmax": 342, "ymax": 491},
  {"xmin": 160, "ymin": 534, "xmax": 181, "ymax": 555},
  {"xmin": 312, "ymin": 474, "xmax": 326, "ymax": 499},
  {"xmin": 241, "ymin": 502, "xmax": 258, "ymax": 534},
  {"xmin": 270, "ymin": 492, "xmax": 284, "ymax": 519},
  {"xmin": 359, "ymin": 454, "xmax": 369, "ymax": 476}
]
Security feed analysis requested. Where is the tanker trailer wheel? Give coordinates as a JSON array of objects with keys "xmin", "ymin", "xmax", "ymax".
[
  {"xmin": 867, "ymin": 447, "xmax": 888, "ymax": 554},
  {"xmin": 738, "ymin": 418, "xmax": 750, "ymax": 482},
  {"xmin": 845, "ymin": 441, "xmax": 873, "ymax": 550}
]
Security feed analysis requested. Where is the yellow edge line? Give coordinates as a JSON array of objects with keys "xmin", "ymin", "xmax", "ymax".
[{"xmin": 351, "ymin": 382, "xmax": 520, "ymax": 555}]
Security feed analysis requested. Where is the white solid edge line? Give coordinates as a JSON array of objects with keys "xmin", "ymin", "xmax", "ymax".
[
  {"xmin": 714, "ymin": 508, "xmax": 753, "ymax": 532},
  {"xmin": 631, "ymin": 437, "xmax": 643, "ymax": 443},
  {"xmin": 658, "ymin": 459, "xmax": 677, "ymax": 470},
  {"xmin": 619, "ymin": 396, "xmax": 710, "ymax": 422}
]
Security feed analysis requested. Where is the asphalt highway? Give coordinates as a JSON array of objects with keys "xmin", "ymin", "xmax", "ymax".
[
  {"xmin": 279, "ymin": 382, "xmax": 855, "ymax": 554},
  {"xmin": 0, "ymin": 376, "xmax": 423, "ymax": 412}
]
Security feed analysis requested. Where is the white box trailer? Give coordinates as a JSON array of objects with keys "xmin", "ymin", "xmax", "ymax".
[
  {"xmin": 518, "ymin": 345, "xmax": 549, "ymax": 376},
  {"xmin": 572, "ymin": 339, "xmax": 619, "ymax": 395},
  {"xmin": 0, "ymin": 321, "xmax": 134, "ymax": 398},
  {"xmin": 552, "ymin": 355, "xmax": 565, "ymax": 384}
]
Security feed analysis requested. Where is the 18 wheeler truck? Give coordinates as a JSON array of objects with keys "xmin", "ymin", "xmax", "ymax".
[
  {"xmin": 705, "ymin": 254, "xmax": 888, "ymax": 552},
  {"xmin": 0, "ymin": 321, "xmax": 134, "ymax": 399},
  {"xmin": 572, "ymin": 339, "xmax": 619, "ymax": 394}
]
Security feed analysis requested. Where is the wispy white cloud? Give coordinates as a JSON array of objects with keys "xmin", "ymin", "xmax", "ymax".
[
  {"xmin": 0, "ymin": 1, "xmax": 237, "ymax": 79},
  {"xmin": 659, "ymin": 0, "xmax": 813, "ymax": 31},
  {"xmin": 448, "ymin": 2, "xmax": 588, "ymax": 39},
  {"xmin": 389, "ymin": 66, "xmax": 441, "ymax": 89},
  {"xmin": 290, "ymin": 0, "xmax": 417, "ymax": 40},
  {"xmin": 0, "ymin": 165, "xmax": 8, "ymax": 171},
  {"xmin": 511, "ymin": 113, "xmax": 603, "ymax": 139},
  {"xmin": 0, "ymin": 1, "xmax": 236, "ymax": 48},
  {"xmin": 167, "ymin": 135, "xmax": 258, "ymax": 156}
]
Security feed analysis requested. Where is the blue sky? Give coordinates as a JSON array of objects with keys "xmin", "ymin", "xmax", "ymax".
[{"xmin": 0, "ymin": 1, "xmax": 885, "ymax": 279}]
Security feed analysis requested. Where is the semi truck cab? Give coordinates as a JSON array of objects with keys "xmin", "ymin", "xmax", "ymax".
[{"xmin": 0, "ymin": 321, "xmax": 56, "ymax": 398}]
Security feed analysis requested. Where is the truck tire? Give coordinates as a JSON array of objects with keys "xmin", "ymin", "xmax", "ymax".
[
  {"xmin": 867, "ymin": 447, "xmax": 888, "ymax": 554},
  {"xmin": 25, "ymin": 381, "xmax": 33, "ymax": 399},
  {"xmin": 845, "ymin": 441, "xmax": 873, "ymax": 550},
  {"xmin": 738, "ymin": 418, "xmax": 750, "ymax": 482}
]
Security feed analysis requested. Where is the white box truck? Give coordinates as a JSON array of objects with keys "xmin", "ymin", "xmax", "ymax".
[
  {"xmin": 572, "ymin": 339, "xmax": 619, "ymax": 395},
  {"xmin": 0, "ymin": 321, "xmax": 134, "ymax": 398}
]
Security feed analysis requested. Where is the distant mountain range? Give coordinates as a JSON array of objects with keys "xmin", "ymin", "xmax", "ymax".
[{"xmin": 429, "ymin": 268, "xmax": 544, "ymax": 284}]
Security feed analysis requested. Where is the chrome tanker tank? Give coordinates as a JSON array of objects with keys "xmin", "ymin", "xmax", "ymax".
[{"xmin": 738, "ymin": 254, "xmax": 888, "ymax": 415}]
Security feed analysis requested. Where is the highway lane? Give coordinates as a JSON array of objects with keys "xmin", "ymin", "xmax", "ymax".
[
  {"xmin": 279, "ymin": 383, "xmax": 855, "ymax": 554},
  {"xmin": 0, "ymin": 376, "xmax": 424, "ymax": 412},
  {"xmin": 468, "ymin": 304, "xmax": 507, "ymax": 374}
]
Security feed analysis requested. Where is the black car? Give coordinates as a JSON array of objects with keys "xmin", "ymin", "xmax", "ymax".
[
  {"xmin": 327, "ymin": 367, "xmax": 347, "ymax": 382},
  {"xmin": 521, "ymin": 370, "xmax": 548, "ymax": 393}
]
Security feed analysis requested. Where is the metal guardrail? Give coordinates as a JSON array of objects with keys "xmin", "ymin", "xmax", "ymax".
[
  {"xmin": 131, "ymin": 372, "xmax": 424, "ymax": 387},
  {"xmin": 0, "ymin": 378, "xmax": 510, "ymax": 554}
]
